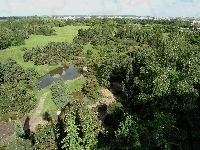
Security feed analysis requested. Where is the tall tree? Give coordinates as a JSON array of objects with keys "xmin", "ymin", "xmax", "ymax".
[
  {"xmin": 114, "ymin": 115, "xmax": 141, "ymax": 150},
  {"xmin": 61, "ymin": 113, "xmax": 82, "ymax": 150},
  {"xmin": 50, "ymin": 79, "xmax": 70, "ymax": 110}
]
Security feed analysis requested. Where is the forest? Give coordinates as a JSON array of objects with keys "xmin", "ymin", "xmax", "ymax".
[{"xmin": 0, "ymin": 16, "xmax": 200, "ymax": 150}]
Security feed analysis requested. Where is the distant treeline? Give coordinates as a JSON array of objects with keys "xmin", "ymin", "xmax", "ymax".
[
  {"xmin": 66, "ymin": 17, "xmax": 192, "ymax": 28},
  {"xmin": 0, "ymin": 16, "xmax": 25, "ymax": 20}
]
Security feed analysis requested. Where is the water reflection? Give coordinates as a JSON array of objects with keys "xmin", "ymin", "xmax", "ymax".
[{"xmin": 38, "ymin": 66, "xmax": 81, "ymax": 89}]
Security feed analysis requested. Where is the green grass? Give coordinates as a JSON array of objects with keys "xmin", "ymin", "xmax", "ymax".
[
  {"xmin": 0, "ymin": 26, "xmax": 90, "ymax": 76},
  {"xmin": 28, "ymin": 85, "xmax": 52, "ymax": 117},
  {"xmin": 83, "ymin": 43, "xmax": 99, "ymax": 54},
  {"xmin": 40, "ymin": 93, "xmax": 56, "ymax": 116},
  {"xmin": 40, "ymin": 77, "xmax": 87, "ymax": 116},
  {"xmin": 66, "ymin": 77, "xmax": 87, "ymax": 93}
]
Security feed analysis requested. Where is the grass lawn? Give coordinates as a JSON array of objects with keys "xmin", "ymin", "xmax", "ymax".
[
  {"xmin": 40, "ymin": 77, "xmax": 87, "ymax": 116},
  {"xmin": 83, "ymin": 43, "xmax": 99, "ymax": 54},
  {"xmin": 66, "ymin": 77, "xmax": 87, "ymax": 93},
  {"xmin": 0, "ymin": 26, "xmax": 90, "ymax": 76},
  {"xmin": 40, "ymin": 93, "xmax": 56, "ymax": 117},
  {"xmin": 28, "ymin": 85, "xmax": 52, "ymax": 117}
]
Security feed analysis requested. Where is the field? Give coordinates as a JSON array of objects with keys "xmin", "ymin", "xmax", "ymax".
[{"xmin": 0, "ymin": 26, "xmax": 89, "ymax": 76}]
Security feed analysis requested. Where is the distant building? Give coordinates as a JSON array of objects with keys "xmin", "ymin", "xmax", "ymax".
[
  {"xmin": 84, "ymin": 16, "xmax": 91, "ymax": 19},
  {"xmin": 196, "ymin": 24, "xmax": 200, "ymax": 30},
  {"xmin": 192, "ymin": 20, "xmax": 200, "ymax": 25},
  {"xmin": 97, "ymin": 16, "xmax": 103, "ymax": 19},
  {"xmin": 63, "ymin": 16, "xmax": 76, "ymax": 20}
]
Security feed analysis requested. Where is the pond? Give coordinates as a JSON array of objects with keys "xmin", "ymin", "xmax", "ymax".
[{"xmin": 38, "ymin": 65, "xmax": 81, "ymax": 89}]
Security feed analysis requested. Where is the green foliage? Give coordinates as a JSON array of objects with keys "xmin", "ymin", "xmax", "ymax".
[
  {"xmin": 14, "ymin": 119, "xmax": 25, "ymax": 138},
  {"xmin": 0, "ymin": 144, "xmax": 6, "ymax": 150},
  {"xmin": 6, "ymin": 138, "xmax": 33, "ymax": 150},
  {"xmin": 33, "ymin": 124, "xmax": 58, "ymax": 150},
  {"xmin": 0, "ymin": 16, "xmax": 66, "ymax": 50},
  {"xmin": 81, "ymin": 77, "xmax": 101, "ymax": 101},
  {"xmin": 107, "ymin": 102, "xmax": 123, "ymax": 116},
  {"xmin": 115, "ymin": 115, "xmax": 141, "ymax": 149},
  {"xmin": 61, "ymin": 113, "xmax": 82, "ymax": 150},
  {"xmin": 81, "ymin": 109, "xmax": 98, "ymax": 149},
  {"xmin": 23, "ymin": 42, "xmax": 83, "ymax": 65},
  {"xmin": 50, "ymin": 79, "xmax": 70, "ymax": 109},
  {"xmin": 0, "ymin": 62, "xmax": 4, "ymax": 84},
  {"xmin": 145, "ymin": 112, "xmax": 177, "ymax": 148},
  {"xmin": 0, "ymin": 58, "xmax": 37, "ymax": 115},
  {"xmin": 61, "ymin": 99, "xmax": 99, "ymax": 149},
  {"xmin": 0, "ymin": 81, "xmax": 37, "ymax": 114},
  {"xmin": 78, "ymin": 19, "xmax": 200, "ymax": 149},
  {"xmin": 1, "ymin": 17, "xmax": 200, "ymax": 149},
  {"xmin": 0, "ymin": 58, "xmax": 38, "ymax": 84}
]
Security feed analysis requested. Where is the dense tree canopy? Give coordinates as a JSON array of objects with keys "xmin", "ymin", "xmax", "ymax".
[
  {"xmin": 1, "ymin": 17, "xmax": 200, "ymax": 149},
  {"xmin": 23, "ymin": 42, "xmax": 83, "ymax": 65},
  {"xmin": 73, "ymin": 18, "xmax": 200, "ymax": 149},
  {"xmin": 0, "ymin": 58, "xmax": 38, "ymax": 116}
]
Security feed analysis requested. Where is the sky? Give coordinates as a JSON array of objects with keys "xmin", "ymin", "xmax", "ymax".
[{"xmin": 0, "ymin": 0, "xmax": 200, "ymax": 17}]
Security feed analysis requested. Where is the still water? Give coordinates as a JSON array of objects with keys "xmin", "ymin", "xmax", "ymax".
[{"xmin": 38, "ymin": 66, "xmax": 81, "ymax": 89}]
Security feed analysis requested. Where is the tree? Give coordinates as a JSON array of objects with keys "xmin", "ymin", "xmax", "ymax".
[
  {"xmin": 114, "ymin": 115, "xmax": 141, "ymax": 150},
  {"xmin": 50, "ymin": 79, "xmax": 70, "ymax": 110},
  {"xmin": 61, "ymin": 99, "xmax": 99, "ymax": 149},
  {"xmin": 14, "ymin": 119, "xmax": 25, "ymax": 138},
  {"xmin": 33, "ymin": 124, "xmax": 58, "ymax": 150},
  {"xmin": 61, "ymin": 113, "xmax": 82, "ymax": 150},
  {"xmin": 81, "ymin": 77, "xmax": 101, "ymax": 101},
  {"xmin": 81, "ymin": 109, "xmax": 98, "ymax": 149},
  {"xmin": 0, "ymin": 81, "xmax": 36, "ymax": 114}
]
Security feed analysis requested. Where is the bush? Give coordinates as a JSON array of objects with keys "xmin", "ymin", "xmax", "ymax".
[
  {"xmin": 6, "ymin": 138, "xmax": 33, "ymax": 150},
  {"xmin": 107, "ymin": 102, "xmax": 123, "ymax": 115},
  {"xmin": 81, "ymin": 77, "xmax": 101, "ymax": 101},
  {"xmin": 104, "ymin": 102, "xmax": 124, "ymax": 126},
  {"xmin": 21, "ymin": 47, "xmax": 28, "ymax": 51},
  {"xmin": 33, "ymin": 124, "xmax": 58, "ymax": 150}
]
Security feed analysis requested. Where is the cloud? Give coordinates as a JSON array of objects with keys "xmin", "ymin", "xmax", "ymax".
[
  {"xmin": 0, "ymin": 0, "xmax": 199, "ymax": 16},
  {"xmin": 0, "ymin": 0, "xmax": 12, "ymax": 15}
]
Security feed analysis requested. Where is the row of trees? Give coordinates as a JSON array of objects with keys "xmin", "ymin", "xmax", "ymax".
[
  {"xmin": 23, "ymin": 41, "xmax": 83, "ymax": 65},
  {"xmin": 66, "ymin": 17, "xmax": 192, "ymax": 28}
]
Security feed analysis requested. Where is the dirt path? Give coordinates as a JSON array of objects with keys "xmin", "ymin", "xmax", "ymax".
[
  {"xmin": 87, "ymin": 88, "xmax": 116, "ymax": 126},
  {"xmin": 28, "ymin": 91, "xmax": 50, "ymax": 131},
  {"xmin": 87, "ymin": 88, "xmax": 116, "ymax": 109}
]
